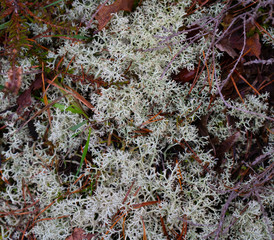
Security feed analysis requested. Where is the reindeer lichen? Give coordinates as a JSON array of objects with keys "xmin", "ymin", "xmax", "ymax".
[{"xmin": 0, "ymin": 0, "xmax": 273, "ymax": 239}]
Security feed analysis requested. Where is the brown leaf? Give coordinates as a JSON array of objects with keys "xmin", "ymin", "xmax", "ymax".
[
  {"xmin": 217, "ymin": 131, "xmax": 240, "ymax": 158},
  {"xmin": 244, "ymin": 33, "xmax": 261, "ymax": 58},
  {"xmin": 171, "ymin": 67, "xmax": 197, "ymax": 84},
  {"xmin": 214, "ymin": 131, "xmax": 241, "ymax": 172},
  {"xmin": 95, "ymin": 0, "xmax": 135, "ymax": 31},
  {"xmin": 16, "ymin": 74, "xmax": 43, "ymax": 113},
  {"xmin": 221, "ymin": 72, "xmax": 242, "ymax": 100},
  {"xmin": 6, "ymin": 66, "xmax": 22, "ymax": 95},
  {"xmin": 221, "ymin": 13, "xmax": 234, "ymax": 30},
  {"xmin": 66, "ymin": 228, "xmax": 95, "ymax": 240},
  {"xmin": 216, "ymin": 39, "xmax": 238, "ymax": 58},
  {"xmin": 31, "ymin": 74, "xmax": 43, "ymax": 90},
  {"xmin": 216, "ymin": 30, "xmax": 243, "ymax": 58},
  {"xmin": 196, "ymin": 114, "xmax": 218, "ymax": 156},
  {"xmin": 217, "ymin": 25, "xmax": 261, "ymax": 59},
  {"xmin": 16, "ymin": 89, "xmax": 32, "ymax": 113},
  {"xmin": 228, "ymin": 32, "xmax": 261, "ymax": 58}
]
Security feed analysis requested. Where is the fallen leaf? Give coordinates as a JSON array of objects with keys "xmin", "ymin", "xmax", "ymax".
[
  {"xmin": 217, "ymin": 32, "xmax": 261, "ymax": 58},
  {"xmin": 6, "ymin": 66, "xmax": 22, "ymax": 95},
  {"xmin": 214, "ymin": 131, "xmax": 241, "ymax": 172},
  {"xmin": 216, "ymin": 39, "xmax": 238, "ymax": 58},
  {"xmin": 16, "ymin": 89, "xmax": 32, "ymax": 113},
  {"xmin": 32, "ymin": 75, "xmax": 43, "ymax": 90},
  {"xmin": 95, "ymin": 0, "xmax": 135, "ymax": 31},
  {"xmin": 196, "ymin": 114, "xmax": 218, "ymax": 156},
  {"xmin": 178, "ymin": 24, "xmax": 201, "ymax": 43},
  {"xmin": 221, "ymin": 72, "xmax": 242, "ymax": 100},
  {"xmin": 16, "ymin": 74, "xmax": 43, "ymax": 113},
  {"xmin": 221, "ymin": 13, "xmax": 234, "ymax": 30},
  {"xmin": 217, "ymin": 17, "xmax": 261, "ymax": 59},
  {"xmin": 171, "ymin": 67, "xmax": 197, "ymax": 84},
  {"xmin": 244, "ymin": 33, "xmax": 261, "ymax": 58},
  {"xmin": 27, "ymin": 119, "xmax": 38, "ymax": 140},
  {"xmin": 217, "ymin": 131, "xmax": 240, "ymax": 158},
  {"xmin": 66, "ymin": 228, "xmax": 95, "ymax": 240},
  {"xmin": 216, "ymin": 29, "xmax": 243, "ymax": 58}
]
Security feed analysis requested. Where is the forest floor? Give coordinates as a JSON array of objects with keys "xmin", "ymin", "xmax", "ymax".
[{"xmin": 0, "ymin": 0, "xmax": 273, "ymax": 239}]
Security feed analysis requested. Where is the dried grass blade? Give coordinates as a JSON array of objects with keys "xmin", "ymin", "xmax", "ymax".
[
  {"xmin": 230, "ymin": 76, "xmax": 244, "ymax": 104},
  {"xmin": 141, "ymin": 216, "xmax": 147, "ymax": 240}
]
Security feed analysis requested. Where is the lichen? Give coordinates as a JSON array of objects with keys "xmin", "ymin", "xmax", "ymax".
[{"xmin": 0, "ymin": 0, "xmax": 273, "ymax": 239}]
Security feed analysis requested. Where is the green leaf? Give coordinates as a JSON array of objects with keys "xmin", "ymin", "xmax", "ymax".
[
  {"xmin": 66, "ymin": 105, "xmax": 84, "ymax": 114},
  {"xmin": 53, "ymin": 103, "xmax": 66, "ymax": 111},
  {"xmin": 71, "ymin": 131, "xmax": 82, "ymax": 138},
  {"xmin": 69, "ymin": 120, "xmax": 88, "ymax": 132},
  {"xmin": 75, "ymin": 128, "xmax": 92, "ymax": 177},
  {"xmin": 48, "ymin": 34, "xmax": 92, "ymax": 41},
  {"xmin": 43, "ymin": 0, "xmax": 63, "ymax": 9},
  {"xmin": 0, "ymin": 21, "xmax": 10, "ymax": 30},
  {"xmin": 72, "ymin": 35, "xmax": 91, "ymax": 40}
]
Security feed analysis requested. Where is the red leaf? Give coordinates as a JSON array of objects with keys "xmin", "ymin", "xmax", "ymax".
[
  {"xmin": 16, "ymin": 74, "xmax": 43, "ymax": 113},
  {"xmin": 6, "ymin": 66, "xmax": 22, "ymax": 95},
  {"xmin": 95, "ymin": 0, "xmax": 135, "ymax": 31},
  {"xmin": 244, "ymin": 33, "xmax": 261, "ymax": 58},
  {"xmin": 66, "ymin": 228, "xmax": 95, "ymax": 240},
  {"xmin": 16, "ymin": 88, "xmax": 32, "ymax": 113},
  {"xmin": 31, "ymin": 75, "xmax": 43, "ymax": 90},
  {"xmin": 172, "ymin": 68, "xmax": 197, "ymax": 84}
]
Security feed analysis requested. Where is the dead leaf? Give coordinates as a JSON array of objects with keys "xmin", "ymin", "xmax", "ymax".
[
  {"xmin": 196, "ymin": 114, "xmax": 218, "ymax": 156},
  {"xmin": 217, "ymin": 20, "xmax": 261, "ymax": 59},
  {"xmin": 221, "ymin": 13, "xmax": 234, "ymax": 30},
  {"xmin": 171, "ymin": 67, "xmax": 197, "ymax": 84},
  {"xmin": 66, "ymin": 228, "xmax": 95, "ymax": 240},
  {"xmin": 217, "ymin": 32, "xmax": 261, "ymax": 58},
  {"xmin": 16, "ymin": 89, "xmax": 32, "ymax": 113},
  {"xmin": 6, "ymin": 66, "xmax": 22, "ymax": 95},
  {"xmin": 217, "ymin": 131, "xmax": 240, "ymax": 158},
  {"xmin": 32, "ymin": 75, "xmax": 43, "ymax": 90},
  {"xmin": 216, "ymin": 39, "xmax": 238, "ymax": 58},
  {"xmin": 214, "ymin": 131, "xmax": 241, "ymax": 172},
  {"xmin": 95, "ymin": 0, "xmax": 135, "ymax": 31},
  {"xmin": 16, "ymin": 74, "xmax": 43, "ymax": 113},
  {"xmin": 217, "ymin": 30, "xmax": 243, "ymax": 58},
  {"xmin": 244, "ymin": 33, "xmax": 261, "ymax": 58},
  {"xmin": 27, "ymin": 119, "xmax": 38, "ymax": 140}
]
